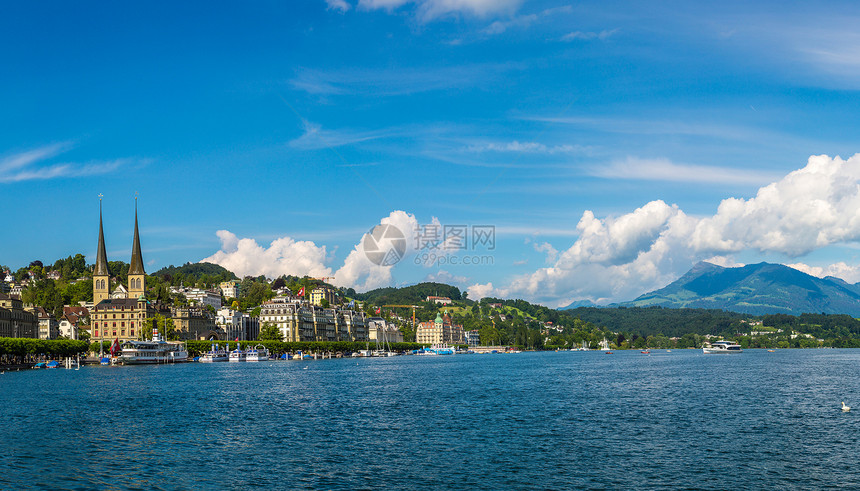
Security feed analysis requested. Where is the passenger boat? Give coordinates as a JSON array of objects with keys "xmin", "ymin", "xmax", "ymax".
[
  {"xmin": 246, "ymin": 345, "xmax": 270, "ymax": 362},
  {"xmin": 199, "ymin": 344, "xmax": 228, "ymax": 362},
  {"xmin": 702, "ymin": 340, "xmax": 742, "ymax": 354},
  {"xmin": 118, "ymin": 339, "xmax": 189, "ymax": 364},
  {"xmin": 228, "ymin": 346, "xmax": 246, "ymax": 362}
]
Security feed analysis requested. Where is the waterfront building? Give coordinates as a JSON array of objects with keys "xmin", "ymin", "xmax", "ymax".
[
  {"xmin": 0, "ymin": 292, "xmax": 38, "ymax": 338},
  {"xmin": 416, "ymin": 311, "xmax": 465, "ymax": 345},
  {"xmin": 241, "ymin": 313, "xmax": 260, "ymax": 341},
  {"xmin": 367, "ymin": 317, "xmax": 404, "ymax": 344},
  {"xmin": 171, "ymin": 307, "xmax": 218, "ymax": 340},
  {"xmin": 91, "ymin": 198, "xmax": 158, "ymax": 342},
  {"xmin": 465, "ymin": 330, "xmax": 480, "ymax": 347},
  {"xmin": 34, "ymin": 307, "xmax": 59, "ymax": 340},
  {"xmin": 339, "ymin": 309, "xmax": 368, "ymax": 342},
  {"xmin": 259, "ymin": 297, "xmax": 367, "ymax": 342},
  {"xmin": 216, "ymin": 307, "xmax": 244, "ymax": 341},
  {"xmin": 219, "ymin": 280, "xmax": 240, "ymax": 299},
  {"xmin": 310, "ymin": 286, "xmax": 338, "ymax": 306},
  {"xmin": 171, "ymin": 287, "xmax": 222, "ymax": 309}
]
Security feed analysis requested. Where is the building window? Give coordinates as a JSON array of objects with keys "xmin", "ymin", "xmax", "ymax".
[
  {"xmin": 131, "ymin": 330, "xmax": 135, "ymax": 336},
  {"xmin": 95, "ymin": 330, "xmax": 99, "ymax": 337}
]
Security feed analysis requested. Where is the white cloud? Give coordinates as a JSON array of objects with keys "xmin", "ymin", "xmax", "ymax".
[
  {"xmin": 201, "ymin": 230, "xmax": 333, "ymax": 279},
  {"xmin": 481, "ymin": 6, "xmax": 572, "ymax": 35},
  {"xmin": 334, "ymin": 210, "xmax": 421, "ymax": 291},
  {"xmin": 472, "ymin": 154, "xmax": 860, "ymax": 306},
  {"xmin": 0, "ymin": 142, "xmax": 131, "ymax": 183},
  {"xmin": 325, "ymin": 0, "xmax": 351, "ymax": 12},
  {"xmin": 424, "ymin": 269, "xmax": 469, "ymax": 284},
  {"xmin": 358, "ymin": 0, "xmax": 523, "ymax": 21},
  {"xmin": 288, "ymin": 120, "xmax": 389, "ymax": 150},
  {"xmin": 468, "ymin": 140, "xmax": 586, "ymax": 154},
  {"xmin": 591, "ymin": 157, "xmax": 780, "ymax": 185},
  {"xmin": 787, "ymin": 262, "xmax": 860, "ymax": 284},
  {"xmin": 533, "ymin": 241, "xmax": 558, "ymax": 264},
  {"xmin": 291, "ymin": 64, "xmax": 518, "ymax": 96},
  {"xmin": 561, "ymin": 29, "xmax": 618, "ymax": 42}
]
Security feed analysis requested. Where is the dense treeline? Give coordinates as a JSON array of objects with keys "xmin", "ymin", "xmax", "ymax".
[
  {"xmin": 152, "ymin": 262, "xmax": 237, "ymax": 287},
  {"xmin": 186, "ymin": 340, "xmax": 423, "ymax": 357},
  {"xmin": 353, "ymin": 282, "xmax": 463, "ymax": 305},
  {"xmin": 567, "ymin": 306, "xmax": 751, "ymax": 338},
  {"xmin": 0, "ymin": 338, "xmax": 90, "ymax": 364}
]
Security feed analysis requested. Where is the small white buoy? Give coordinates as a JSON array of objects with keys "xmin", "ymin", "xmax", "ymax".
[
  {"xmin": 303, "ymin": 366, "xmax": 308, "ymax": 370},
  {"xmin": 842, "ymin": 402, "xmax": 851, "ymax": 412}
]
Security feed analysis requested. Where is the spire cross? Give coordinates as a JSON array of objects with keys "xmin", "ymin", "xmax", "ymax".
[{"xmin": 98, "ymin": 193, "xmax": 103, "ymax": 200}]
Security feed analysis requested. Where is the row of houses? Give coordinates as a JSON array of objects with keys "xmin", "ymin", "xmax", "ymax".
[{"xmin": 259, "ymin": 296, "xmax": 370, "ymax": 343}]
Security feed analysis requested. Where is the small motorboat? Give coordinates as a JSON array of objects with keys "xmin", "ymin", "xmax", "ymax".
[{"xmin": 605, "ymin": 351, "xmax": 613, "ymax": 354}]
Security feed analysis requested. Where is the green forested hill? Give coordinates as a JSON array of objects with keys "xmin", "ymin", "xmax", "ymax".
[{"xmin": 353, "ymin": 282, "xmax": 463, "ymax": 305}]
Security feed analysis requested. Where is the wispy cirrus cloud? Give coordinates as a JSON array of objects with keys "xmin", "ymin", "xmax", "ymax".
[
  {"xmin": 591, "ymin": 157, "xmax": 782, "ymax": 186},
  {"xmin": 0, "ymin": 142, "xmax": 132, "ymax": 183},
  {"xmin": 325, "ymin": 0, "xmax": 351, "ymax": 12},
  {"xmin": 356, "ymin": 0, "xmax": 523, "ymax": 22},
  {"xmin": 291, "ymin": 63, "xmax": 521, "ymax": 96},
  {"xmin": 467, "ymin": 140, "xmax": 589, "ymax": 154},
  {"xmin": 288, "ymin": 120, "xmax": 393, "ymax": 150},
  {"xmin": 481, "ymin": 5, "xmax": 572, "ymax": 35},
  {"xmin": 561, "ymin": 28, "xmax": 618, "ymax": 42}
]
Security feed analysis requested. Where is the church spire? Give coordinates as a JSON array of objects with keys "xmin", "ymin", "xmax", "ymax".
[
  {"xmin": 94, "ymin": 195, "xmax": 109, "ymax": 276},
  {"xmin": 128, "ymin": 196, "xmax": 145, "ymax": 276}
]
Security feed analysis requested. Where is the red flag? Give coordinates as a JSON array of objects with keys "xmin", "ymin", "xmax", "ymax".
[
  {"xmin": 297, "ymin": 286, "xmax": 305, "ymax": 297},
  {"xmin": 375, "ymin": 307, "xmax": 381, "ymax": 315}
]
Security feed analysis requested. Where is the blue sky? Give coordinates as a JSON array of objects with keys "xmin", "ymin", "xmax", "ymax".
[{"xmin": 3, "ymin": 0, "xmax": 860, "ymax": 307}]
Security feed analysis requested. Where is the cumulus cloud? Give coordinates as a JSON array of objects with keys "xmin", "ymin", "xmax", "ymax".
[
  {"xmin": 201, "ymin": 230, "xmax": 333, "ymax": 279},
  {"xmin": 334, "ymin": 210, "xmax": 421, "ymax": 291},
  {"xmin": 471, "ymin": 154, "xmax": 860, "ymax": 306},
  {"xmin": 787, "ymin": 262, "xmax": 860, "ymax": 284},
  {"xmin": 202, "ymin": 210, "xmax": 460, "ymax": 292}
]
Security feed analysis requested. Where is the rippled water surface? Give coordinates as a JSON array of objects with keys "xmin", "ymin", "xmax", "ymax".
[{"xmin": 3, "ymin": 349, "xmax": 860, "ymax": 489}]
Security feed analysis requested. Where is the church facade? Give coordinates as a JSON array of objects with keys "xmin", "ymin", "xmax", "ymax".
[{"xmin": 91, "ymin": 199, "xmax": 158, "ymax": 342}]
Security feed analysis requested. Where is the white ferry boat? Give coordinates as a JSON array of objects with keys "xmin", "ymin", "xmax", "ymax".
[
  {"xmin": 246, "ymin": 345, "xmax": 270, "ymax": 362},
  {"xmin": 199, "ymin": 344, "xmax": 228, "ymax": 362},
  {"xmin": 228, "ymin": 346, "xmax": 247, "ymax": 362},
  {"xmin": 703, "ymin": 340, "xmax": 743, "ymax": 354},
  {"xmin": 118, "ymin": 331, "xmax": 188, "ymax": 365}
]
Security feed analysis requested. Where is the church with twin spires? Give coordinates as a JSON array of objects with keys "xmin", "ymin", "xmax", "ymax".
[{"xmin": 91, "ymin": 198, "xmax": 158, "ymax": 342}]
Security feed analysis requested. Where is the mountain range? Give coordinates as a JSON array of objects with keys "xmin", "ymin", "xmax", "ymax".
[{"xmin": 618, "ymin": 261, "xmax": 860, "ymax": 316}]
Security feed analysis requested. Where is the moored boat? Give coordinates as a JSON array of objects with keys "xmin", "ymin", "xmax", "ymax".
[
  {"xmin": 246, "ymin": 345, "xmax": 270, "ymax": 362},
  {"xmin": 703, "ymin": 340, "xmax": 742, "ymax": 354},
  {"xmin": 199, "ymin": 344, "xmax": 228, "ymax": 362},
  {"xmin": 118, "ymin": 339, "xmax": 189, "ymax": 365},
  {"xmin": 228, "ymin": 346, "xmax": 247, "ymax": 362}
]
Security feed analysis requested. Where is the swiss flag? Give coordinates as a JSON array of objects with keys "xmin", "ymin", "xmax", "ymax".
[
  {"xmin": 297, "ymin": 286, "xmax": 305, "ymax": 297},
  {"xmin": 375, "ymin": 307, "xmax": 381, "ymax": 315}
]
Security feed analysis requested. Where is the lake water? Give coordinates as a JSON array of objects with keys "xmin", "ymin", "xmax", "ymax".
[{"xmin": 3, "ymin": 349, "xmax": 860, "ymax": 489}]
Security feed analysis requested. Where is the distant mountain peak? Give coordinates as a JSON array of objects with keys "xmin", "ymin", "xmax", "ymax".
[{"xmin": 622, "ymin": 261, "xmax": 860, "ymax": 316}]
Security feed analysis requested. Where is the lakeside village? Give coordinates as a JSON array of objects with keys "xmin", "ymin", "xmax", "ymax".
[
  {"xmin": 2, "ymin": 201, "xmax": 840, "ymax": 369},
  {"xmin": 0, "ymin": 201, "xmax": 523, "ymax": 369}
]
